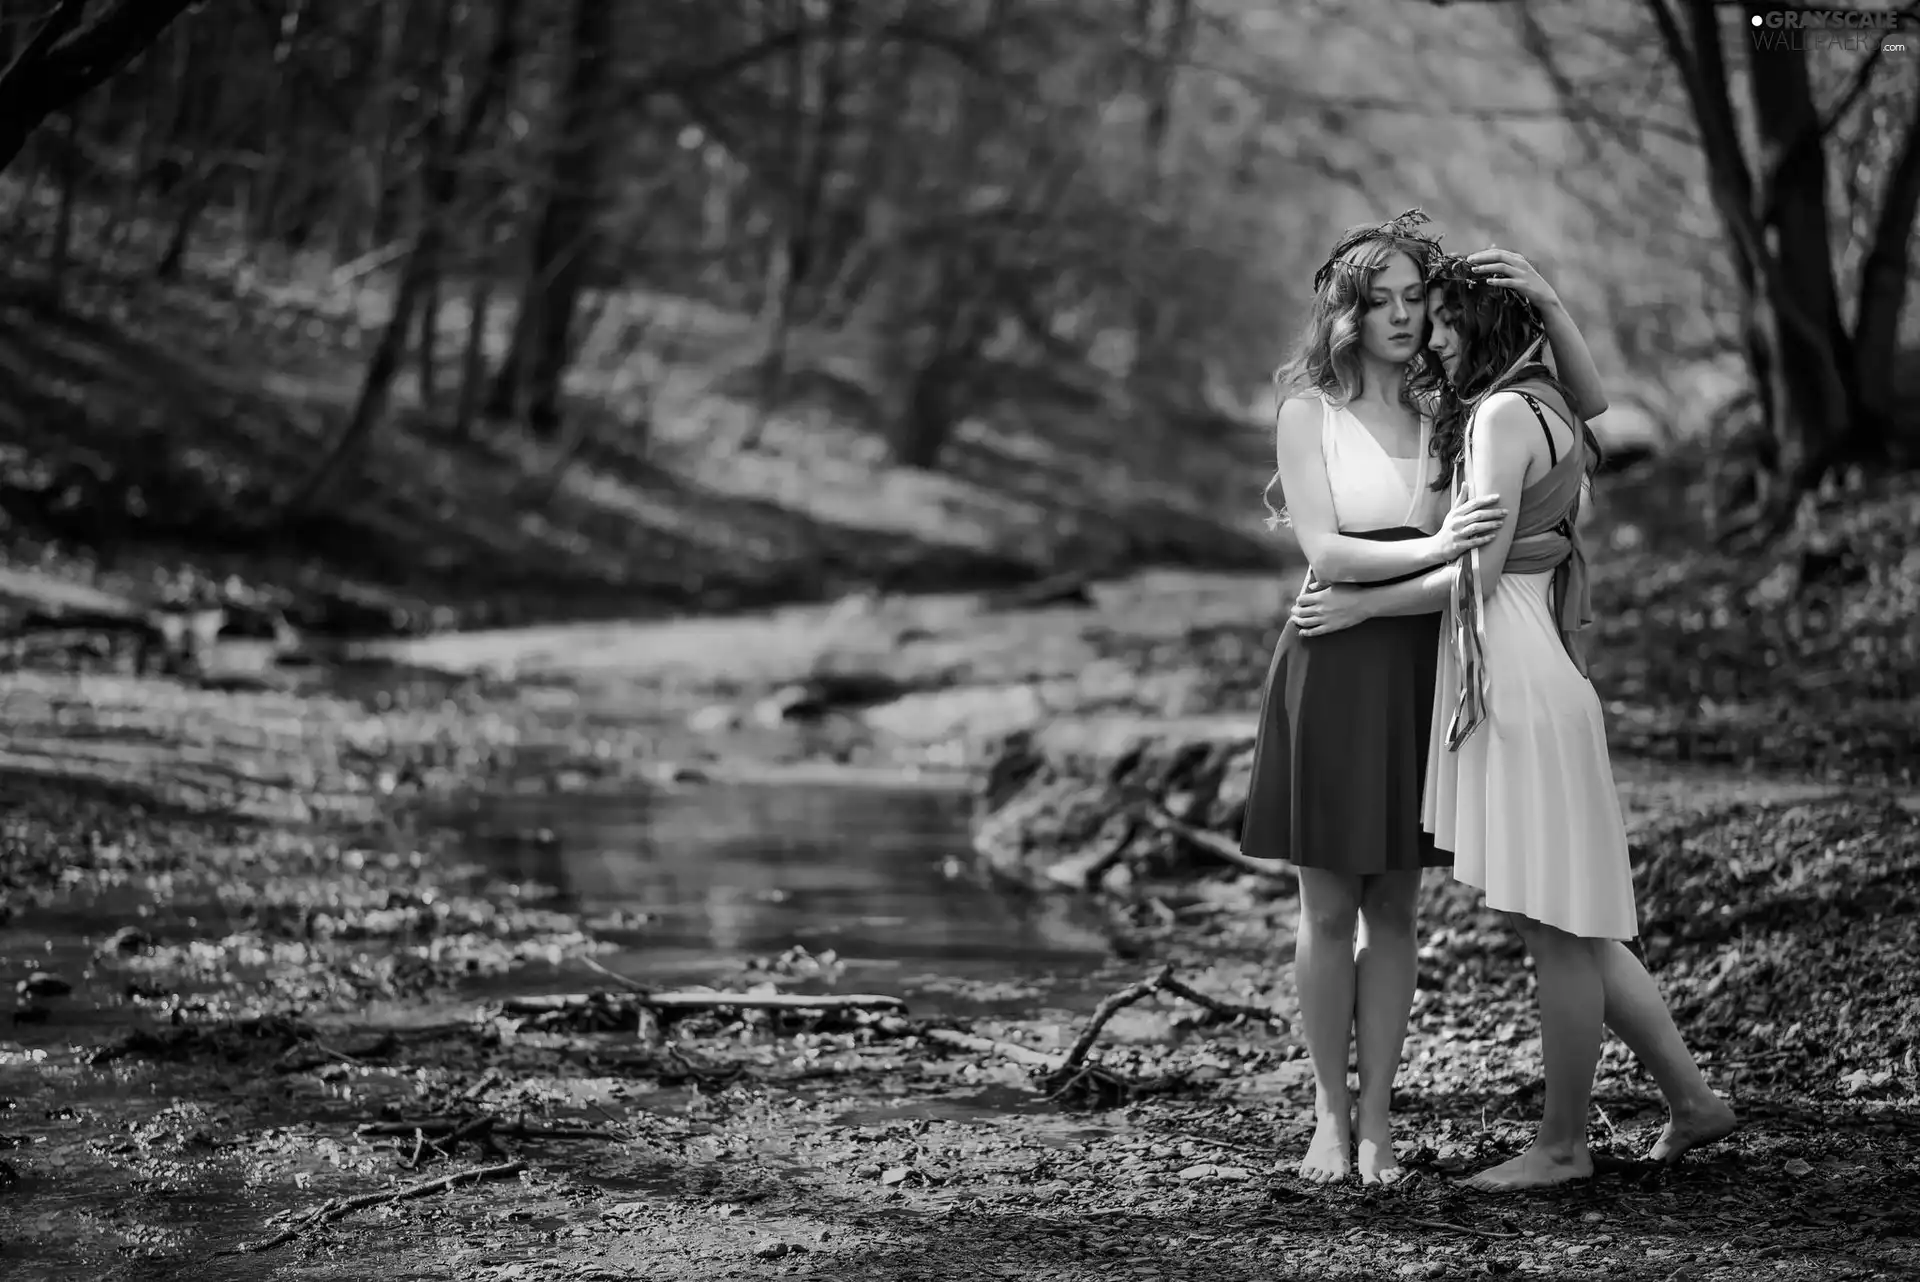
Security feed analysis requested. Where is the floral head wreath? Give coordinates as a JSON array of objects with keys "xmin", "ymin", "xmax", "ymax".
[
  {"xmin": 1425, "ymin": 251, "xmax": 1481, "ymax": 287},
  {"xmin": 1428, "ymin": 251, "xmax": 1548, "ymax": 408},
  {"xmin": 1310, "ymin": 208, "xmax": 1443, "ymax": 293}
]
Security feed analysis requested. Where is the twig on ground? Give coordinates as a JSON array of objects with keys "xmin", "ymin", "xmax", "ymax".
[
  {"xmin": 1176, "ymin": 1131, "xmax": 1271, "ymax": 1157},
  {"xmin": 1053, "ymin": 965, "xmax": 1170, "ymax": 1070},
  {"xmin": 1404, "ymin": 1217, "xmax": 1519, "ymax": 1240},
  {"xmin": 459, "ymin": 1068, "xmax": 504, "ymax": 1103},
  {"xmin": 1042, "ymin": 966, "xmax": 1171, "ymax": 1106},
  {"xmin": 874, "ymin": 967, "xmax": 1289, "ymax": 1109},
  {"xmin": 358, "ymin": 1117, "xmax": 618, "ymax": 1143},
  {"xmin": 1157, "ymin": 973, "xmax": 1289, "ymax": 1029},
  {"xmin": 500, "ymin": 990, "xmax": 907, "ymax": 1016},
  {"xmin": 582, "ymin": 1098, "xmax": 643, "ymax": 1141},
  {"xmin": 217, "ymin": 1160, "xmax": 527, "ymax": 1256},
  {"xmin": 579, "ymin": 954, "xmax": 651, "ymax": 992}
]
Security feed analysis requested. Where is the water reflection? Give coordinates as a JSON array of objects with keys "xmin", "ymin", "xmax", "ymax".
[{"xmin": 455, "ymin": 780, "xmax": 1117, "ymax": 992}]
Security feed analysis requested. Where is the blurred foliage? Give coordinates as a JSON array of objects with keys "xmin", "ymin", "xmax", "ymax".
[{"xmin": 0, "ymin": 0, "xmax": 1914, "ymax": 597}]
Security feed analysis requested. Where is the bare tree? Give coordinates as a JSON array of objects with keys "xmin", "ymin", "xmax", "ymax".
[
  {"xmin": 485, "ymin": 0, "xmax": 617, "ymax": 437},
  {"xmin": 0, "ymin": 0, "xmax": 202, "ymax": 177},
  {"xmin": 1644, "ymin": 0, "xmax": 1920, "ymax": 531},
  {"xmin": 288, "ymin": 0, "xmax": 526, "ymax": 516}
]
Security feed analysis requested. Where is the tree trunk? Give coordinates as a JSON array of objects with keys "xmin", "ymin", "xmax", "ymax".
[
  {"xmin": 790, "ymin": 0, "xmax": 849, "ymax": 308},
  {"xmin": 456, "ymin": 267, "xmax": 496, "ymax": 439},
  {"xmin": 1744, "ymin": 27, "xmax": 1854, "ymax": 485},
  {"xmin": 487, "ymin": 0, "xmax": 614, "ymax": 437},
  {"xmin": 740, "ymin": 0, "xmax": 808, "ymax": 448},
  {"xmin": 1647, "ymin": 0, "xmax": 1864, "ymax": 526},
  {"xmin": 0, "ymin": 0, "xmax": 200, "ymax": 177},
  {"xmin": 416, "ymin": 0, "xmax": 461, "ymax": 410},
  {"xmin": 1128, "ymin": 0, "xmax": 1194, "ymax": 398},
  {"xmin": 154, "ymin": 180, "xmax": 211, "ymax": 280},
  {"xmin": 814, "ymin": 4, "xmax": 920, "ymax": 328},
  {"xmin": 368, "ymin": 2, "xmax": 411, "ymax": 251},
  {"xmin": 884, "ymin": 0, "xmax": 1007, "ymax": 469},
  {"xmin": 287, "ymin": 0, "xmax": 524, "ymax": 516},
  {"xmin": 1851, "ymin": 86, "xmax": 1920, "ymax": 431},
  {"xmin": 46, "ymin": 109, "xmax": 81, "ymax": 297}
]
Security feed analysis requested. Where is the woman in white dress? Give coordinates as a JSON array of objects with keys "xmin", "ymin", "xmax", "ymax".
[{"xmin": 1287, "ymin": 254, "xmax": 1737, "ymax": 1190}]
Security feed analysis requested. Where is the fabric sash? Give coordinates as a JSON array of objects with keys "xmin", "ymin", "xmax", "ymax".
[{"xmin": 1445, "ymin": 381, "xmax": 1593, "ymax": 751}]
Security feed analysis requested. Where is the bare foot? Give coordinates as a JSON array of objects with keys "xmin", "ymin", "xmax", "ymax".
[
  {"xmin": 1298, "ymin": 1106, "xmax": 1352, "ymax": 1183},
  {"xmin": 1462, "ymin": 1144, "xmax": 1593, "ymax": 1192},
  {"xmin": 1355, "ymin": 1109, "xmax": 1404, "ymax": 1185},
  {"xmin": 1647, "ymin": 1097, "xmax": 1738, "ymax": 1164}
]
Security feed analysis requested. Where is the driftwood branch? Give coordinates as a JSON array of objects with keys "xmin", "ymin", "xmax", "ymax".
[
  {"xmin": 1056, "ymin": 964, "xmax": 1171, "ymax": 1078},
  {"xmin": 880, "ymin": 968, "xmax": 1289, "ymax": 1109},
  {"xmin": 1157, "ymin": 974, "xmax": 1284, "ymax": 1026},
  {"xmin": 217, "ymin": 1160, "xmax": 526, "ymax": 1257}
]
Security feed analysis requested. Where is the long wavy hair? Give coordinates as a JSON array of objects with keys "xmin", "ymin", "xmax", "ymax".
[
  {"xmin": 1416, "ymin": 261, "xmax": 1603, "ymax": 495},
  {"xmin": 1262, "ymin": 225, "xmax": 1438, "ymax": 529}
]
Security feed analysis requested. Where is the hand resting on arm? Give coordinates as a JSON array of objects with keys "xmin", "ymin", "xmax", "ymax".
[
  {"xmin": 1291, "ymin": 393, "xmax": 1538, "ymax": 636},
  {"xmin": 1271, "ymin": 397, "xmax": 1505, "ymax": 586}
]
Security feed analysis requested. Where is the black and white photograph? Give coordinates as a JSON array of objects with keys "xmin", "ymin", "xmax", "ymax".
[{"xmin": 1, "ymin": 0, "xmax": 1917, "ymax": 1277}]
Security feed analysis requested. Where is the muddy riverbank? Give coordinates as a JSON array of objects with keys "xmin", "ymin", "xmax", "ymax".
[
  {"xmin": 4, "ymin": 544, "xmax": 1920, "ymax": 1280},
  {"xmin": 8, "ymin": 734, "xmax": 1918, "ymax": 1279}
]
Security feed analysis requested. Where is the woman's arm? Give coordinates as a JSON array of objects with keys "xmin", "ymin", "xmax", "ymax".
[
  {"xmin": 1465, "ymin": 248, "xmax": 1609, "ymax": 419},
  {"xmin": 1540, "ymin": 302, "xmax": 1610, "ymax": 421},
  {"xmin": 1290, "ymin": 565, "xmax": 1454, "ymax": 634},
  {"xmin": 1459, "ymin": 393, "xmax": 1537, "ymax": 600},
  {"xmin": 1292, "ymin": 395, "xmax": 1539, "ymax": 634},
  {"xmin": 1272, "ymin": 398, "xmax": 1500, "ymax": 584}
]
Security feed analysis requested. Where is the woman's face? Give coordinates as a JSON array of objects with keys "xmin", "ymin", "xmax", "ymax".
[
  {"xmin": 1426, "ymin": 287, "xmax": 1461, "ymax": 381},
  {"xmin": 1358, "ymin": 250, "xmax": 1425, "ymax": 366}
]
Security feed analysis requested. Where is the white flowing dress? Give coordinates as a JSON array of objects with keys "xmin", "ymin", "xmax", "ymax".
[{"xmin": 1420, "ymin": 392, "xmax": 1638, "ymax": 940}]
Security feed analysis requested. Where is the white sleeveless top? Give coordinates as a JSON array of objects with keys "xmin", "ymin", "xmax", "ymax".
[{"xmin": 1320, "ymin": 396, "xmax": 1439, "ymax": 533}]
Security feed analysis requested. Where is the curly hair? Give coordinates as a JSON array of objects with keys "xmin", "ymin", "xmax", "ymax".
[
  {"xmin": 1415, "ymin": 254, "xmax": 1603, "ymax": 493},
  {"xmin": 1262, "ymin": 215, "xmax": 1441, "ymax": 529}
]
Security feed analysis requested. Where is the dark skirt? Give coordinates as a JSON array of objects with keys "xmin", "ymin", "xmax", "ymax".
[{"xmin": 1239, "ymin": 526, "xmax": 1448, "ymax": 875}]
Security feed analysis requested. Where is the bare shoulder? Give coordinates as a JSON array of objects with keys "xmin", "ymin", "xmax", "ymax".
[
  {"xmin": 1469, "ymin": 391, "xmax": 1543, "ymax": 457},
  {"xmin": 1274, "ymin": 395, "xmax": 1324, "ymax": 447}
]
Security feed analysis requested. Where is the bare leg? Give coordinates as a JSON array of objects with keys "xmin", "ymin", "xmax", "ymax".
[
  {"xmin": 1596, "ymin": 942, "xmax": 1737, "ymax": 1161},
  {"xmin": 1466, "ymin": 917, "xmax": 1602, "ymax": 1192},
  {"xmin": 1354, "ymin": 869, "xmax": 1420, "ymax": 1184},
  {"xmin": 1295, "ymin": 868, "xmax": 1362, "ymax": 1182}
]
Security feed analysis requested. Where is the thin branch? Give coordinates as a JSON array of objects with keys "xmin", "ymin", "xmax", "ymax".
[{"xmin": 1282, "ymin": 90, "xmax": 1702, "ymax": 149}]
